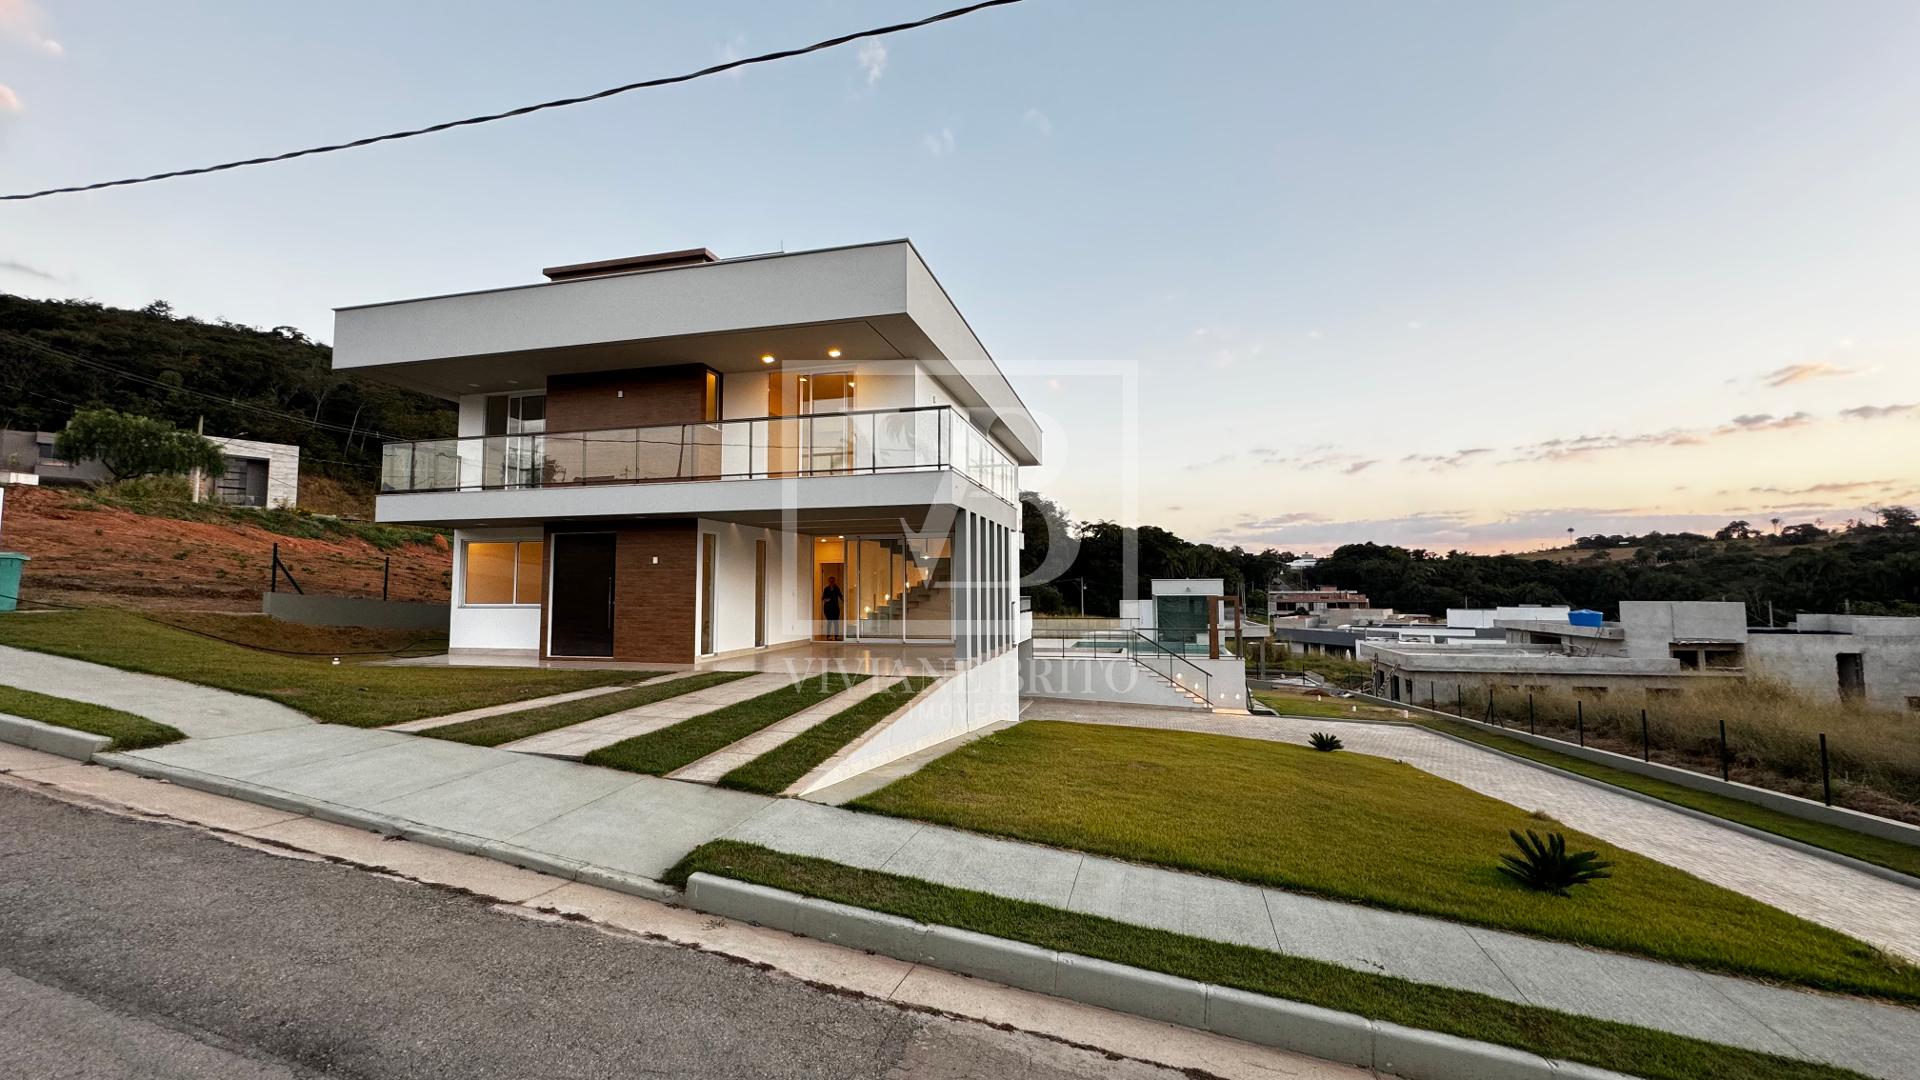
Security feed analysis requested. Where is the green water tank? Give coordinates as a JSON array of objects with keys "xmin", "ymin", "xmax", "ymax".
[{"xmin": 0, "ymin": 552, "xmax": 29, "ymax": 613}]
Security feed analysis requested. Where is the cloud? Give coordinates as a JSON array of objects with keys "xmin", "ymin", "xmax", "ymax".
[
  {"xmin": 1840, "ymin": 402, "xmax": 1918, "ymax": 420},
  {"xmin": 1746, "ymin": 479, "xmax": 1899, "ymax": 497},
  {"xmin": 1021, "ymin": 107, "xmax": 1052, "ymax": 135},
  {"xmin": 0, "ymin": 0, "xmax": 61, "ymax": 56},
  {"xmin": 1721, "ymin": 411, "xmax": 1811, "ymax": 432},
  {"xmin": 1401, "ymin": 448, "xmax": 1492, "ymax": 471},
  {"xmin": 1760, "ymin": 362, "xmax": 1858, "ymax": 388},
  {"xmin": 1343, "ymin": 460, "xmax": 1378, "ymax": 475},
  {"xmin": 857, "ymin": 40, "xmax": 887, "ymax": 86},
  {"xmin": 0, "ymin": 83, "xmax": 19, "ymax": 113},
  {"xmin": 0, "ymin": 257, "xmax": 54, "ymax": 280},
  {"xmin": 921, "ymin": 127, "xmax": 956, "ymax": 156}
]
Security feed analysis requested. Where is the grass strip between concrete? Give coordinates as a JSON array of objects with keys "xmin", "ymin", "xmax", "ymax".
[
  {"xmin": 1407, "ymin": 711, "xmax": 1920, "ymax": 880},
  {"xmin": 717, "ymin": 676, "xmax": 938, "ymax": 794},
  {"xmin": 585, "ymin": 674, "xmax": 870, "ymax": 776},
  {"xmin": 0, "ymin": 609, "xmax": 643, "ymax": 727},
  {"xmin": 665, "ymin": 841, "xmax": 1865, "ymax": 1080},
  {"xmin": 850, "ymin": 720, "xmax": 1920, "ymax": 1003},
  {"xmin": 0, "ymin": 683, "xmax": 184, "ymax": 751},
  {"xmin": 416, "ymin": 671, "xmax": 748, "ymax": 747}
]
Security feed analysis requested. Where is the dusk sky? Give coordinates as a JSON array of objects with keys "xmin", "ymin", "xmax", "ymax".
[{"xmin": 3, "ymin": 0, "xmax": 1918, "ymax": 553}]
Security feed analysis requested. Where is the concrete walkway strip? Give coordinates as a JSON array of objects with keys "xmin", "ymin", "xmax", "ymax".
[
  {"xmin": 0, "ymin": 644, "xmax": 312, "ymax": 738},
  {"xmin": 1040, "ymin": 704, "xmax": 1920, "ymax": 965},
  {"xmin": 382, "ymin": 672, "xmax": 687, "ymax": 733},
  {"xmin": 668, "ymin": 674, "xmax": 903, "ymax": 784},
  {"xmin": 502, "ymin": 671, "xmax": 795, "ymax": 759}
]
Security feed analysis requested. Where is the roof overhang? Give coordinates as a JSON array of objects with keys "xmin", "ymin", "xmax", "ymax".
[{"xmin": 332, "ymin": 240, "xmax": 1041, "ymax": 466}]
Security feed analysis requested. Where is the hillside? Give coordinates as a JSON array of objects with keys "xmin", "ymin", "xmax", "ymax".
[
  {"xmin": 1, "ymin": 483, "xmax": 450, "ymax": 613},
  {"xmin": 0, "ymin": 293, "xmax": 456, "ymax": 499}
]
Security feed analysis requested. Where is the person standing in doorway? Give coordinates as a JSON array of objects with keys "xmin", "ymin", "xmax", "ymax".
[{"xmin": 822, "ymin": 576, "xmax": 844, "ymax": 641}]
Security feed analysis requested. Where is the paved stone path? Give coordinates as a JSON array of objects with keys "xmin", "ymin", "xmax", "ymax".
[
  {"xmin": 501, "ymin": 672, "xmax": 797, "ymax": 758},
  {"xmin": 670, "ymin": 675, "xmax": 902, "ymax": 785},
  {"xmin": 1030, "ymin": 701, "xmax": 1920, "ymax": 965},
  {"xmin": 4, "ymin": 649, "xmax": 1916, "ymax": 1076}
]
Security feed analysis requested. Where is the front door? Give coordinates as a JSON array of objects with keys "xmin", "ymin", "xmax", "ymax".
[{"xmin": 549, "ymin": 532, "xmax": 615, "ymax": 658}]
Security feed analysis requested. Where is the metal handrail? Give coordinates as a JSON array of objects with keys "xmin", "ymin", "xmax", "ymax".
[
  {"xmin": 1124, "ymin": 629, "xmax": 1212, "ymax": 704},
  {"xmin": 377, "ymin": 403, "xmax": 1016, "ymax": 504}
]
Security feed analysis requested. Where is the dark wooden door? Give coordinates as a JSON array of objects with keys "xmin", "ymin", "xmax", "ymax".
[{"xmin": 550, "ymin": 533, "xmax": 616, "ymax": 658}]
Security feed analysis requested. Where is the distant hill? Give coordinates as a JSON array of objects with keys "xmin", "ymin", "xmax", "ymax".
[{"xmin": 0, "ymin": 294, "xmax": 455, "ymax": 500}]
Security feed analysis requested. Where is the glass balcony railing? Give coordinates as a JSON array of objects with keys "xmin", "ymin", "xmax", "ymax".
[{"xmin": 379, "ymin": 404, "xmax": 1018, "ymax": 505}]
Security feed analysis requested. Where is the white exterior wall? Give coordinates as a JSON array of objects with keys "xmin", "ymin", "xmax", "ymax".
[
  {"xmin": 448, "ymin": 526, "xmax": 543, "ymax": 652},
  {"xmin": 796, "ymin": 649, "xmax": 1020, "ymax": 794},
  {"xmin": 694, "ymin": 519, "xmax": 810, "ymax": 656}
]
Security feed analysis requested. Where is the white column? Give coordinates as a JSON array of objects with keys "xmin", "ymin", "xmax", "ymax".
[{"xmin": 954, "ymin": 510, "xmax": 972, "ymax": 660}]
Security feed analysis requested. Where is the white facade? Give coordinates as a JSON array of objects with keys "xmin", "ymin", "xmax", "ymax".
[{"xmin": 336, "ymin": 241, "xmax": 1035, "ymax": 679}]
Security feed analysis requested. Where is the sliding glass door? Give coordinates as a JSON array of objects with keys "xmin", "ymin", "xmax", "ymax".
[{"xmin": 812, "ymin": 533, "xmax": 952, "ymax": 643}]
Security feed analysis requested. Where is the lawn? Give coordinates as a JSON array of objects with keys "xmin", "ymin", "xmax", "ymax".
[
  {"xmin": 420, "ymin": 671, "xmax": 748, "ymax": 747},
  {"xmin": 667, "ymin": 841, "xmax": 1865, "ymax": 1080},
  {"xmin": 584, "ymin": 674, "xmax": 870, "ymax": 776},
  {"xmin": 0, "ymin": 609, "xmax": 644, "ymax": 728},
  {"xmin": 1253, "ymin": 690, "xmax": 1409, "ymax": 722},
  {"xmin": 1408, "ymin": 712, "xmax": 1920, "ymax": 880},
  {"xmin": 717, "ymin": 676, "xmax": 936, "ymax": 794},
  {"xmin": 849, "ymin": 720, "xmax": 1920, "ymax": 1003},
  {"xmin": 0, "ymin": 684, "xmax": 184, "ymax": 751}
]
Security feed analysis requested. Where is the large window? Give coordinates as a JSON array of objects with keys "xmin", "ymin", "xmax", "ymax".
[
  {"xmin": 465, "ymin": 540, "xmax": 544, "ymax": 605},
  {"xmin": 484, "ymin": 392, "xmax": 546, "ymax": 436}
]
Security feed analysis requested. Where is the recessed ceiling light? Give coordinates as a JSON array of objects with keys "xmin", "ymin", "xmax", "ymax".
[
  {"xmin": 826, "ymin": 347, "xmax": 842, "ymax": 358},
  {"xmin": 761, "ymin": 354, "xmax": 776, "ymax": 365},
  {"xmin": 467, "ymin": 383, "xmax": 480, "ymax": 388}
]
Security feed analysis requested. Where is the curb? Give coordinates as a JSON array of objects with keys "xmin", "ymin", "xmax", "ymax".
[
  {"xmin": 0, "ymin": 712, "xmax": 112, "ymax": 760},
  {"xmin": 682, "ymin": 873, "xmax": 1637, "ymax": 1080},
  {"xmin": 93, "ymin": 752, "xmax": 681, "ymax": 904},
  {"xmin": 1256, "ymin": 706, "xmax": 1920, "ymax": 889}
]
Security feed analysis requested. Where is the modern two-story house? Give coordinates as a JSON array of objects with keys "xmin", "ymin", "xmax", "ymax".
[{"xmin": 332, "ymin": 242, "xmax": 1036, "ymax": 702}]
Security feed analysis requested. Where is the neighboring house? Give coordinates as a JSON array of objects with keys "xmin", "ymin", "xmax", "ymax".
[
  {"xmin": 0, "ymin": 428, "xmax": 299, "ymax": 508},
  {"xmin": 1364, "ymin": 600, "xmax": 1920, "ymax": 712},
  {"xmin": 1269, "ymin": 585, "xmax": 1371, "ymax": 616},
  {"xmin": 332, "ymin": 241, "xmax": 1037, "ymax": 681},
  {"xmin": 1748, "ymin": 614, "xmax": 1920, "ymax": 713}
]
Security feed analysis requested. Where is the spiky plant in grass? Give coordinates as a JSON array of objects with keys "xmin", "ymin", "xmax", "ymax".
[
  {"xmin": 1308, "ymin": 731, "xmax": 1343, "ymax": 752},
  {"xmin": 1497, "ymin": 830, "xmax": 1613, "ymax": 897}
]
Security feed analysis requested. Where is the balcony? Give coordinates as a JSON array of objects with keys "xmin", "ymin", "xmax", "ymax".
[{"xmin": 379, "ymin": 404, "xmax": 1017, "ymax": 505}]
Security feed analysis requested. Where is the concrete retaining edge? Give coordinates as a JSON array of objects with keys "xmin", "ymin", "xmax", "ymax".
[
  {"xmin": 0, "ymin": 712, "xmax": 112, "ymax": 760},
  {"xmin": 683, "ymin": 873, "xmax": 1638, "ymax": 1080},
  {"xmin": 1344, "ymin": 690, "xmax": 1920, "ymax": 849},
  {"xmin": 91, "ymin": 752, "xmax": 680, "ymax": 904}
]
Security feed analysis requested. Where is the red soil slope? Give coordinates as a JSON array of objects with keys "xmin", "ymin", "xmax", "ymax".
[{"xmin": 0, "ymin": 484, "xmax": 450, "ymax": 613}]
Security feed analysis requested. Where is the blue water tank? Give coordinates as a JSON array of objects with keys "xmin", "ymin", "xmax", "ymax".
[{"xmin": 1569, "ymin": 609, "xmax": 1604, "ymax": 627}]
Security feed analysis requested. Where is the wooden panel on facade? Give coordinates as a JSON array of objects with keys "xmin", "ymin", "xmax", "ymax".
[
  {"xmin": 541, "ymin": 519, "xmax": 696, "ymax": 665},
  {"xmin": 546, "ymin": 365, "xmax": 715, "ymax": 432}
]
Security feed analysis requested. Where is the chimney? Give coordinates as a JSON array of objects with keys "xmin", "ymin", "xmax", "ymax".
[{"xmin": 542, "ymin": 248, "xmax": 719, "ymax": 282}]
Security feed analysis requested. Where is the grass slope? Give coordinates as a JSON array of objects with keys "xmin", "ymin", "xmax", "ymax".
[
  {"xmin": 1408, "ymin": 711, "xmax": 1920, "ymax": 879},
  {"xmin": 850, "ymin": 720, "xmax": 1920, "ymax": 1003},
  {"xmin": 666, "ymin": 842, "xmax": 1865, "ymax": 1080},
  {"xmin": 718, "ymin": 676, "xmax": 936, "ymax": 794},
  {"xmin": 0, "ymin": 609, "xmax": 640, "ymax": 728},
  {"xmin": 1252, "ymin": 690, "xmax": 1409, "ymax": 722},
  {"xmin": 0, "ymin": 684, "xmax": 184, "ymax": 750},
  {"xmin": 584, "ymin": 674, "xmax": 870, "ymax": 776},
  {"xmin": 420, "ymin": 672, "xmax": 748, "ymax": 747}
]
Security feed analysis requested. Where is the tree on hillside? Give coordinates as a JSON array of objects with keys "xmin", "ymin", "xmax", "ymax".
[
  {"xmin": 1878, "ymin": 505, "xmax": 1918, "ymax": 531},
  {"xmin": 1715, "ymin": 520, "xmax": 1758, "ymax": 541},
  {"xmin": 54, "ymin": 408, "xmax": 225, "ymax": 482}
]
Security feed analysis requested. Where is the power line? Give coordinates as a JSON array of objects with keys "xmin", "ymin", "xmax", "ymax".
[
  {"xmin": 1, "ymin": 0, "xmax": 1028, "ymax": 202},
  {"xmin": 0, "ymin": 329, "xmax": 397, "ymax": 442}
]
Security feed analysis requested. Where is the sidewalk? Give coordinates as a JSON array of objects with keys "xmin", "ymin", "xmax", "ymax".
[
  {"xmin": 0, "ymin": 645, "xmax": 310, "ymax": 738},
  {"xmin": 5, "ymin": 648, "xmax": 1915, "ymax": 1078}
]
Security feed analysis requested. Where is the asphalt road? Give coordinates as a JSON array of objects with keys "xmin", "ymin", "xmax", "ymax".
[{"xmin": 0, "ymin": 785, "xmax": 1184, "ymax": 1080}]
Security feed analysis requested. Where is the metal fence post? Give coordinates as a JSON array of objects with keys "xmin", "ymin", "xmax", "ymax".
[
  {"xmin": 1819, "ymin": 733, "xmax": 1831, "ymax": 806},
  {"xmin": 1456, "ymin": 684, "xmax": 1464, "ymax": 716},
  {"xmin": 1576, "ymin": 700, "xmax": 1584, "ymax": 747},
  {"xmin": 1718, "ymin": 717, "xmax": 1730, "ymax": 781},
  {"xmin": 270, "ymin": 543, "xmax": 279, "ymax": 593},
  {"xmin": 1528, "ymin": 693, "xmax": 1535, "ymax": 735},
  {"xmin": 1485, "ymin": 688, "xmax": 1495, "ymax": 726},
  {"xmin": 1640, "ymin": 708, "xmax": 1649, "ymax": 762},
  {"xmin": 382, "ymin": 557, "xmax": 391, "ymax": 602}
]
